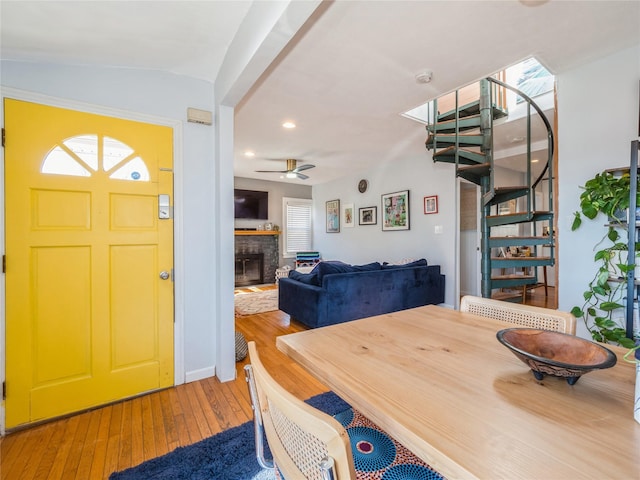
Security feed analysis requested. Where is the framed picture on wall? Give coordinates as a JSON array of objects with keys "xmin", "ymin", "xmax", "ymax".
[
  {"xmin": 359, "ymin": 206, "xmax": 377, "ymax": 225},
  {"xmin": 424, "ymin": 195, "xmax": 438, "ymax": 214},
  {"xmin": 326, "ymin": 199, "xmax": 340, "ymax": 233},
  {"xmin": 381, "ymin": 190, "xmax": 410, "ymax": 231},
  {"xmin": 342, "ymin": 203, "xmax": 355, "ymax": 228}
]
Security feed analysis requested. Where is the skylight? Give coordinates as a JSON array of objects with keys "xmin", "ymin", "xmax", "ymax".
[
  {"xmin": 402, "ymin": 57, "xmax": 554, "ymax": 124},
  {"xmin": 510, "ymin": 57, "xmax": 554, "ymax": 103}
]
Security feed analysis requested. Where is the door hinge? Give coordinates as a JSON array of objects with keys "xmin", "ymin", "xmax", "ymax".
[
  {"xmin": 1, "ymin": 128, "xmax": 5, "ymax": 147},
  {"xmin": 2, "ymin": 255, "xmax": 5, "ymax": 274},
  {"xmin": 2, "ymin": 381, "xmax": 5, "ymax": 400}
]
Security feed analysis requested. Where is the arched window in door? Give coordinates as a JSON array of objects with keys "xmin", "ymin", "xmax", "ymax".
[{"xmin": 41, "ymin": 134, "xmax": 150, "ymax": 181}]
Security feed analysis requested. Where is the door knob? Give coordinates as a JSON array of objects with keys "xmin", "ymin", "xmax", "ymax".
[{"xmin": 159, "ymin": 271, "xmax": 170, "ymax": 280}]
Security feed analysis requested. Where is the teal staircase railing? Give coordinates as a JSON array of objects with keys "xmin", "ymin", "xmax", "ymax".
[{"xmin": 426, "ymin": 77, "xmax": 555, "ymax": 301}]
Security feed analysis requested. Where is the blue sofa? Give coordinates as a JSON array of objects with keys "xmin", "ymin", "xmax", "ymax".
[{"xmin": 278, "ymin": 259, "xmax": 445, "ymax": 328}]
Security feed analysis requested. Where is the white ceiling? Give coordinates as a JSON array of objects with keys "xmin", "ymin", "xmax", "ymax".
[
  {"xmin": 0, "ymin": 1, "xmax": 252, "ymax": 82},
  {"xmin": 2, "ymin": 1, "xmax": 639, "ymax": 185}
]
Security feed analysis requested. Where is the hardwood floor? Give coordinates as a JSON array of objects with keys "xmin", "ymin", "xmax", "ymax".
[
  {"xmin": 0, "ymin": 309, "xmax": 326, "ymax": 480},
  {"xmin": 0, "ymin": 285, "xmax": 558, "ymax": 479},
  {"xmin": 492, "ymin": 285, "xmax": 557, "ymax": 309},
  {"xmin": 525, "ymin": 285, "xmax": 557, "ymax": 309}
]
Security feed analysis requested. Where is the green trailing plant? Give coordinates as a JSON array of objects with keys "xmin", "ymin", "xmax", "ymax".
[{"xmin": 571, "ymin": 171, "xmax": 639, "ymax": 349}]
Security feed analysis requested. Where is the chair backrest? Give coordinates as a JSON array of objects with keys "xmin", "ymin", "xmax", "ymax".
[
  {"xmin": 459, "ymin": 295, "xmax": 576, "ymax": 334},
  {"xmin": 245, "ymin": 341, "xmax": 356, "ymax": 480}
]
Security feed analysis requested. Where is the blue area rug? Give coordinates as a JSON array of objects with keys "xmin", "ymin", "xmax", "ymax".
[{"xmin": 109, "ymin": 391, "xmax": 350, "ymax": 480}]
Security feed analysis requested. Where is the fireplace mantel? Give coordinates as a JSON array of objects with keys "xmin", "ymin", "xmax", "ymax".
[{"xmin": 234, "ymin": 230, "xmax": 281, "ymax": 236}]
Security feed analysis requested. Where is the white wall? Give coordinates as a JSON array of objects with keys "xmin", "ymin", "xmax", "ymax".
[
  {"xmin": 0, "ymin": 60, "xmax": 217, "ymax": 382},
  {"xmin": 557, "ymin": 44, "xmax": 640, "ymax": 339},
  {"xmin": 312, "ymin": 154, "xmax": 457, "ymax": 308}
]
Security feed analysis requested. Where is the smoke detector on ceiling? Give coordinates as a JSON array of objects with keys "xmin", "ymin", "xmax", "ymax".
[{"xmin": 415, "ymin": 71, "xmax": 433, "ymax": 84}]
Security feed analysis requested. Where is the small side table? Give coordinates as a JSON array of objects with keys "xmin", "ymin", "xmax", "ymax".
[{"xmin": 275, "ymin": 266, "xmax": 291, "ymax": 284}]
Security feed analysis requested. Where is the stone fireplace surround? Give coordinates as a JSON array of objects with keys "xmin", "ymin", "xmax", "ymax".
[{"xmin": 234, "ymin": 231, "xmax": 280, "ymax": 286}]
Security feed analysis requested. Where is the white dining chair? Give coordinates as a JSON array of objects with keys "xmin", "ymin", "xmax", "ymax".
[{"xmin": 460, "ymin": 295, "xmax": 576, "ymax": 334}]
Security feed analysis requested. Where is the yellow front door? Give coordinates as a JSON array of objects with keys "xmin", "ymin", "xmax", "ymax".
[{"xmin": 4, "ymin": 99, "xmax": 174, "ymax": 429}]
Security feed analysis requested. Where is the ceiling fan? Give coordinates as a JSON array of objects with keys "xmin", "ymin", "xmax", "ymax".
[{"xmin": 256, "ymin": 158, "xmax": 315, "ymax": 180}]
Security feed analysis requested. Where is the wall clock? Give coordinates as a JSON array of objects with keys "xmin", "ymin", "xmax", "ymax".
[{"xmin": 358, "ymin": 179, "xmax": 369, "ymax": 193}]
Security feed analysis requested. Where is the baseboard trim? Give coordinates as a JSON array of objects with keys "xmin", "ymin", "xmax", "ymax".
[{"xmin": 185, "ymin": 366, "xmax": 216, "ymax": 384}]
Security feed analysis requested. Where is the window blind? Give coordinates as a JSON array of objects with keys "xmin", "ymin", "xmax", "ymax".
[{"xmin": 283, "ymin": 198, "xmax": 312, "ymax": 256}]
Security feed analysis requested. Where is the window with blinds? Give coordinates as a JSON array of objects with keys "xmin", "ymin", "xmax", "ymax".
[{"xmin": 283, "ymin": 197, "xmax": 313, "ymax": 257}]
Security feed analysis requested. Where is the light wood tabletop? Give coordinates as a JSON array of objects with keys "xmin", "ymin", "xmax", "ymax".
[{"xmin": 277, "ymin": 305, "xmax": 639, "ymax": 479}]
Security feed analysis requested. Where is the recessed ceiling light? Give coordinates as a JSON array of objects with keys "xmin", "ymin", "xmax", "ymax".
[
  {"xmin": 244, "ymin": 150, "xmax": 255, "ymax": 157},
  {"xmin": 282, "ymin": 121, "xmax": 296, "ymax": 129},
  {"xmin": 511, "ymin": 136, "xmax": 525, "ymax": 143},
  {"xmin": 532, "ymin": 159, "xmax": 539, "ymax": 163}
]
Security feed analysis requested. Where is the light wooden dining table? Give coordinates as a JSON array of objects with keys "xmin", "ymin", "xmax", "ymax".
[{"xmin": 276, "ymin": 304, "xmax": 639, "ymax": 479}]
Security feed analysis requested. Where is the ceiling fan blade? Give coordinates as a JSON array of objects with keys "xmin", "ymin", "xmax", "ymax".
[
  {"xmin": 256, "ymin": 159, "xmax": 313, "ymax": 179},
  {"xmin": 293, "ymin": 164, "xmax": 315, "ymax": 172}
]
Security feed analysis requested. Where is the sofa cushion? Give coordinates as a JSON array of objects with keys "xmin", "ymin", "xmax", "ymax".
[
  {"xmin": 288, "ymin": 268, "xmax": 320, "ymax": 285},
  {"xmin": 316, "ymin": 261, "xmax": 381, "ymax": 283},
  {"xmin": 382, "ymin": 258, "xmax": 428, "ymax": 269},
  {"xmin": 288, "ymin": 260, "xmax": 383, "ymax": 286}
]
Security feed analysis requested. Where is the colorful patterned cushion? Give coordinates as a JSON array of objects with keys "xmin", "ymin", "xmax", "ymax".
[
  {"xmin": 274, "ymin": 407, "xmax": 443, "ymax": 479},
  {"xmin": 335, "ymin": 408, "xmax": 443, "ymax": 479}
]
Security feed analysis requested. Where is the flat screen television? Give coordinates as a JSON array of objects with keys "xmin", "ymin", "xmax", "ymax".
[{"xmin": 234, "ymin": 189, "xmax": 268, "ymax": 219}]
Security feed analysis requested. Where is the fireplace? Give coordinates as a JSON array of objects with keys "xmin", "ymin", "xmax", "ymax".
[
  {"xmin": 235, "ymin": 253, "xmax": 264, "ymax": 287},
  {"xmin": 234, "ymin": 231, "xmax": 280, "ymax": 287}
]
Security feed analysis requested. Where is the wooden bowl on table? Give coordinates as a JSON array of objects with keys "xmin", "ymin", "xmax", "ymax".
[{"xmin": 496, "ymin": 328, "xmax": 617, "ymax": 385}]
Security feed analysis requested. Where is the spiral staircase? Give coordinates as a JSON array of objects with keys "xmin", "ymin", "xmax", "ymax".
[{"xmin": 426, "ymin": 77, "xmax": 555, "ymax": 302}]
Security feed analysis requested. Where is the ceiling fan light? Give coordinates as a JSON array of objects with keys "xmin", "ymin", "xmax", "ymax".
[{"xmin": 286, "ymin": 172, "xmax": 297, "ymax": 179}]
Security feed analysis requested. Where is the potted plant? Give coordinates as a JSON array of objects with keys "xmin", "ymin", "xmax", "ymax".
[{"xmin": 571, "ymin": 170, "xmax": 638, "ymax": 349}]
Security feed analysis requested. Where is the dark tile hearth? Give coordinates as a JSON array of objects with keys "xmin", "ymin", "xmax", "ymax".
[{"xmin": 234, "ymin": 233, "xmax": 279, "ymax": 287}]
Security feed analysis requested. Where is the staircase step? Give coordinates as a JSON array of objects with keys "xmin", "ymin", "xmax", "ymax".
[
  {"xmin": 426, "ymin": 115, "xmax": 482, "ymax": 134},
  {"xmin": 433, "ymin": 147, "xmax": 486, "ymax": 165},
  {"xmin": 425, "ymin": 133, "xmax": 484, "ymax": 150},
  {"xmin": 490, "ymin": 275, "xmax": 538, "ymax": 289},
  {"xmin": 457, "ymin": 163, "xmax": 491, "ymax": 185},
  {"xmin": 490, "ymin": 256, "xmax": 553, "ymax": 268},
  {"xmin": 489, "ymin": 236, "xmax": 553, "ymax": 247},
  {"xmin": 437, "ymin": 101, "xmax": 508, "ymax": 122},
  {"xmin": 437, "ymin": 101, "xmax": 480, "ymax": 121},
  {"xmin": 483, "ymin": 186, "xmax": 529, "ymax": 206},
  {"xmin": 491, "ymin": 291, "xmax": 527, "ymax": 302},
  {"xmin": 492, "ymin": 284, "xmax": 547, "ymax": 302},
  {"xmin": 486, "ymin": 211, "xmax": 552, "ymax": 227}
]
